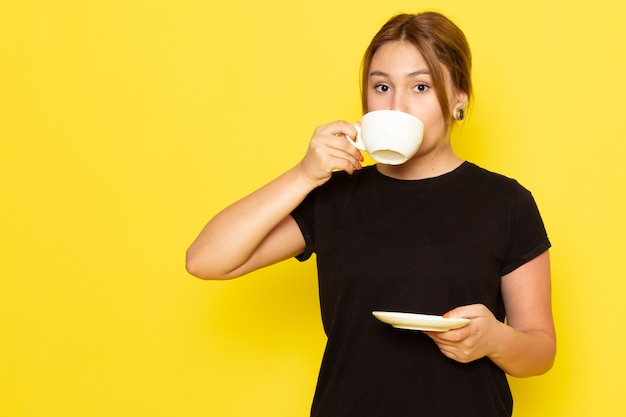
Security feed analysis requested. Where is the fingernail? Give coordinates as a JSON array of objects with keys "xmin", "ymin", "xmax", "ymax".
[
  {"xmin": 442, "ymin": 311, "xmax": 451, "ymax": 318},
  {"xmin": 359, "ymin": 155, "xmax": 364, "ymax": 162}
]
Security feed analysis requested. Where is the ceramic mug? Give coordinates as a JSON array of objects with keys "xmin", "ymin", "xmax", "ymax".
[{"xmin": 348, "ymin": 110, "xmax": 424, "ymax": 165}]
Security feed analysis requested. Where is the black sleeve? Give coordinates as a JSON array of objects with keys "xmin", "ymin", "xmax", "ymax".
[
  {"xmin": 501, "ymin": 186, "xmax": 551, "ymax": 275},
  {"xmin": 290, "ymin": 189, "xmax": 318, "ymax": 262}
]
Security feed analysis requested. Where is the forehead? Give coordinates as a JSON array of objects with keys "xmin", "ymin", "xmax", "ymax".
[{"xmin": 369, "ymin": 41, "xmax": 428, "ymax": 74}]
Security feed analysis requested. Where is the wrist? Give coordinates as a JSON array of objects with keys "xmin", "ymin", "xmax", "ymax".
[{"xmin": 291, "ymin": 161, "xmax": 330, "ymax": 190}]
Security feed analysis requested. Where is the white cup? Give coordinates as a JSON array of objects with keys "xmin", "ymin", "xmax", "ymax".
[{"xmin": 348, "ymin": 110, "xmax": 424, "ymax": 165}]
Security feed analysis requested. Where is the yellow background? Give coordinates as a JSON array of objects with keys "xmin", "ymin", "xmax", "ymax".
[{"xmin": 2, "ymin": 0, "xmax": 625, "ymax": 415}]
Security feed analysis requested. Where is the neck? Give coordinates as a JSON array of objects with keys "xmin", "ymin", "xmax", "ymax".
[{"xmin": 377, "ymin": 143, "xmax": 463, "ymax": 180}]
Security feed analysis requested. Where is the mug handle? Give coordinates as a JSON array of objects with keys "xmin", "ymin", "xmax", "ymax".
[{"xmin": 346, "ymin": 124, "xmax": 366, "ymax": 151}]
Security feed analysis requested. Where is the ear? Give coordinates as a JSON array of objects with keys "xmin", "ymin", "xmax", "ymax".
[{"xmin": 454, "ymin": 90, "xmax": 468, "ymax": 110}]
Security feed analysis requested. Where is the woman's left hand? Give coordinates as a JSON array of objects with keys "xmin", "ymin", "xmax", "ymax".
[
  {"xmin": 425, "ymin": 304, "xmax": 503, "ymax": 364},
  {"xmin": 426, "ymin": 252, "xmax": 556, "ymax": 376}
]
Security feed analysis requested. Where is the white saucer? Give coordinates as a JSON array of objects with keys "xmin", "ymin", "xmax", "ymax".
[{"xmin": 372, "ymin": 311, "xmax": 470, "ymax": 332}]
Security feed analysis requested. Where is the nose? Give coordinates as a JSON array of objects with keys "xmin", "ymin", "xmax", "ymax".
[{"xmin": 390, "ymin": 92, "xmax": 409, "ymax": 113}]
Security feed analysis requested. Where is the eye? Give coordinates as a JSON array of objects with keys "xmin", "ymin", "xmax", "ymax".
[
  {"xmin": 374, "ymin": 83, "xmax": 391, "ymax": 93},
  {"xmin": 413, "ymin": 83, "xmax": 430, "ymax": 93}
]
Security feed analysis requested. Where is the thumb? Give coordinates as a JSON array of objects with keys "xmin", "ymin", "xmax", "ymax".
[
  {"xmin": 442, "ymin": 309, "xmax": 456, "ymax": 319},
  {"xmin": 442, "ymin": 305, "xmax": 473, "ymax": 319}
]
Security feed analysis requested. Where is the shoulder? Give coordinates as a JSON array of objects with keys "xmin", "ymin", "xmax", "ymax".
[{"xmin": 461, "ymin": 162, "xmax": 530, "ymax": 196}]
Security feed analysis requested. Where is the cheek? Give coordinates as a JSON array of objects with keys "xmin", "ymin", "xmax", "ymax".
[
  {"xmin": 414, "ymin": 107, "xmax": 447, "ymax": 141},
  {"xmin": 407, "ymin": 94, "xmax": 444, "ymax": 123},
  {"xmin": 366, "ymin": 95, "xmax": 386, "ymax": 112},
  {"xmin": 411, "ymin": 106, "xmax": 444, "ymax": 131}
]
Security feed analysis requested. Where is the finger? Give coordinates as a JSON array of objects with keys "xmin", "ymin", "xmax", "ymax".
[
  {"xmin": 331, "ymin": 151, "xmax": 363, "ymax": 173},
  {"xmin": 309, "ymin": 122, "xmax": 364, "ymax": 173},
  {"xmin": 317, "ymin": 120, "xmax": 358, "ymax": 139},
  {"xmin": 329, "ymin": 134, "xmax": 364, "ymax": 164},
  {"xmin": 312, "ymin": 119, "xmax": 360, "ymax": 146},
  {"xmin": 312, "ymin": 145, "xmax": 362, "ymax": 174},
  {"xmin": 428, "ymin": 326, "xmax": 471, "ymax": 344},
  {"xmin": 317, "ymin": 137, "xmax": 363, "ymax": 170},
  {"xmin": 430, "ymin": 339, "xmax": 462, "ymax": 362},
  {"xmin": 446, "ymin": 303, "xmax": 491, "ymax": 320}
]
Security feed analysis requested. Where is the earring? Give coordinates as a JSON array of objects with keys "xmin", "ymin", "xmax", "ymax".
[{"xmin": 455, "ymin": 107, "xmax": 465, "ymax": 121}]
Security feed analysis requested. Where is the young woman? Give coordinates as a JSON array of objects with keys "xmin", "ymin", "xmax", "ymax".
[{"xmin": 187, "ymin": 11, "xmax": 556, "ymax": 416}]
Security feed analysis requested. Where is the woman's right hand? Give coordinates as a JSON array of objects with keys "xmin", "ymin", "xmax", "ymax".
[
  {"xmin": 186, "ymin": 120, "xmax": 363, "ymax": 280},
  {"xmin": 296, "ymin": 120, "xmax": 364, "ymax": 187}
]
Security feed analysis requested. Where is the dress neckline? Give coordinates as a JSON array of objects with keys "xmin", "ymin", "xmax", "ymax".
[{"xmin": 371, "ymin": 161, "xmax": 470, "ymax": 185}]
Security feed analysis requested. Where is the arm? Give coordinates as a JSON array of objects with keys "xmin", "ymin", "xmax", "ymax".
[
  {"xmin": 426, "ymin": 250, "xmax": 556, "ymax": 377},
  {"xmin": 185, "ymin": 121, "xmax": 362, "ymax": 280}
]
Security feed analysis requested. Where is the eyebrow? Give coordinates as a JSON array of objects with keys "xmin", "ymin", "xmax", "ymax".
[{"xmin": 369, "ymin": 70, "xmax": 430, "ymax": 77}]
